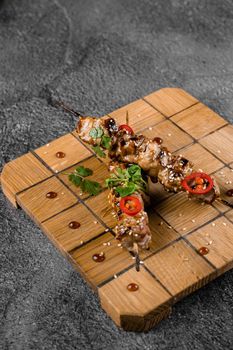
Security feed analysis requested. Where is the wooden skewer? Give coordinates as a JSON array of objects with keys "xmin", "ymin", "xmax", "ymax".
[
  {"xmin": 126, "ymin": 110, "xmax": 129, "ymax": 125},
  {"xmin": 53, "ymin": 100, "xmax": 83, "ymax": 118}
]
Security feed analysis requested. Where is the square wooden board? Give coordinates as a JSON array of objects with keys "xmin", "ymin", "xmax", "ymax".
[{"xmin": 1, "ymin": 87, "xmax": 233, "ymax": 332}]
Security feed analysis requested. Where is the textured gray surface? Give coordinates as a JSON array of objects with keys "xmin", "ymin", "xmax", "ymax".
[{"xmin": 0, "ymin": 0, "xmax": 233, "ymax": 349}]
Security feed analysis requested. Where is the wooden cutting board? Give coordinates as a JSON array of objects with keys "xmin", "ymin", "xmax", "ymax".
[{"xmin": 1, "ymin": 88, "xmax": 233, "ymax": 332}]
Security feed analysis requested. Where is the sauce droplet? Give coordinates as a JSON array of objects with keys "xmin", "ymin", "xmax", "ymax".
[
  {"xmin": 92, "ymin": 252, "xmax": 105, "ymax": 262},
  {"xmin": 68, "ymin": 221, "xmax": 81, "ymax": 229},
  {"xmin": 226, "ymin": 189, "xmax": 233, "ymax": 197},
  {"xmin": 127, "ymin": 283, "xmax": 139, "ymax": 292},
  {"xmin": 153, "ymin": 137, "xmax": 163, "ymax": 145},
  {"xmin": 56, "ymin": 151, "xmax": 66, "ymax": 158},
  {"xmin": 46, "ymin": 191, "xmax": 57, "ymax": 199},
  {"xmin": 198, "ymin": 246, "xmax": 209, "ymax": 255}
]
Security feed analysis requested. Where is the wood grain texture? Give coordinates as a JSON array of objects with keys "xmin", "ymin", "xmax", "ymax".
[
  {"xmin": 144, "ymin": 240, "xmax": 215, "ymax": 299},
  {"xmin": 85, "ymin": 190, "xmax": 116, "ymax": 230},
  {"xmin": 35, "ymin": 133, "xmax": 92, "ymax": 172},
  {"xmin": 99, "ymin": 266, "xmax": 172, "ymax": 331},
  {"xmin": 1, "ymin": 87, "xmax": 233, "ymax": 332},
  {"xmin": 142, "ymin": 119, "xmax": 193, "ymax": 152},
  {"xmin": 171, "ymin": 103, "xmax": 227, "ymax": 139},
  {"xmin": 69, "ymin": 233, "xmax": 133, "ymax": 289},
  {"xmin": 144, "ymin": 87, "xmax": 198, "ymax": 117},
  {"xmin": 155, "ymin": 192, "xmax": 219, "ymax": 235},
  {"xmin": 108, "ymin": 98, "xmax": 165, "ymax": 133},
  {"xmin": 1, "ymin": 153, "xmax": 52, "ymax": 206},
  {"xmin": 41, "ymin": 203, "xmax": 106, "ymax": 252},
  {"xmin": 187, "ymin": 217, "xmax": 233, "ymax": 274},
  {"xmin": 17, "ymin": 177, "xmax": 78, "ymax": 223},
  {"xmin": 200, "ymin": 125, "xmax": 233, "ymax": 164}
]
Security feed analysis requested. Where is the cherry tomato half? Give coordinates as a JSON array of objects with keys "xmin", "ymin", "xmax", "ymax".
[
  {"xmin": 118, "ymin": 124, "xmax": 134, "ymax": 135},
  {"xmin": 120, "ymin": 196, "xmax": 142, "ymax": 216},
  {"xmin": 181, "ymin": 172, "xmax": 214, "ymax": 195}
]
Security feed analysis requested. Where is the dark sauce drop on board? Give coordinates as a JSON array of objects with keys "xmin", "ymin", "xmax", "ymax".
[
  {"xmin": 46, "ymin": 191, "xmax": 57, "ymax": 199},
  {"xmin": 153, "ymin": 137, "xmax": 163, "ymax": 145},
  {"xmin": 198, "ymin": 247, "xmax": 209, "ymax": 256},
  {"xmin": 92, "ymin": 253, "xmax": 105, "ymax": 262},
  {"xmin": 226, "ymin": 189, "xmax": 233, "ymax": 197},
  {"xmin": 127, "ymin": 283, "xmax": 139, "ymax": 292},
  {"xmin": 69, "ymin": 221, "xmax": 81, "ymax": 229},
  {"xmin": 56, "ymin": 151, "xmax": 66, "ymax": 158}
]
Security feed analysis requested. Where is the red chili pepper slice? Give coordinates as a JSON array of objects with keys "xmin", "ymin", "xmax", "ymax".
[
  {"xmin": 118, "ymin": 124, "xmax": 134, "ymax": 135},
  {"xmin": 181, "ymin": 172, "xmax": 214, "ymax": 195},
  {"xmin": 120, "ymin": 196, "xmax": 142, "ymax": 216}
]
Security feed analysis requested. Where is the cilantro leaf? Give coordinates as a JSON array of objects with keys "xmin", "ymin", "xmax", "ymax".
[
  {"xmin": 75, "ymin": 165, "xmax": 93, "ymax": 177},
  {"xmin": 96, "ymin": 127, "xmax": 104, "ymax": 138},
  {"xmin": 89, "ymin": 128, "xmax": 98, "ymax": 139},
  {"xmin": 69, "ymin": 174, "xmax": 82, "ymax": 186},
  {"xmin": 67, "ymin": 166, "xmax": 102, "ymax": 196},
  {"xmin": 89, "ymin": 127, "xmax": 103, "ymax": 139},
  {"xmin": 92, "ymin": 145, "xmax": 106, "ymax": 158},
  {"xmin": 115, "ymin": 183, "xmax": 136, "ymax": 197},
  {"xmin": 82, "ymin": 180, "xmax": 102, "ymax": 196},
  {"xmin": 101, "ymin": 135, "xmax": 111, "ymax": 149}
]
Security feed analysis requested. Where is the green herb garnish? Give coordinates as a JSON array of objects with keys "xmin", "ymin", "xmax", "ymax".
[
  {"xmin": 89, "ymin": 127, "xmax": 103, "ymax": 139},
  {"xmin": 92, "ymin": 145, "xmax": 106, "ymax": 158},
  {"xmin": 89, "ymin": 127, "xmax": 112, "ymax": 158},
  {"xmin": 101, "ymin": 135, "xmax": 111, "ymax": 149},
  {"xmin": 105, "ymin": 164, "xmax": 147, "ymax": 197},
  {"xmin": 65, "ymin": 166, "xmax": 102, "ymax": 196}
]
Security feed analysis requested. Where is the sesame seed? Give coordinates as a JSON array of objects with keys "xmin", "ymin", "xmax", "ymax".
[
  {"xmin": 79, "ymin": 192, "xmax": 83, "ymax": 196},
  {"xmin": 93, "ymin": 221, "xmax": 98, "ymax": 224},
  {"xmin": 220, "ymin": 171, "xmax": 224, "ymax": 175},
  {"xmin": 100, "ymin": 252, "xmax": 104, "ymax": 256},
  {"xmin": 132, "ymin": 256, "xmax": 136, "ymax": 260},
  {"xmin": 191, "ymin": 219, "xmax": 196, "ymax": 223},
  {"xmin": 183, "ymin": 257, "xmax": 189, "ymax": 262},
  {"xmin": 140, "ymin": 261, "xmax": 144, "ymax": 265},
  {"xmin": 105, "ymin": 228, "xmax": 109, "ymax": 232},
  {"xmin": 55, "ymin": 170, "xmax": 58, "ymax": 173},
  {"xmin": 114, "ymin": 274, "xmax": 117, "ymax": 279},
  {"xmin": 167, "ymin": 225, "xmax": 172, "ymax": 229},
  {"xmin": 80, "ymin": 241, "xmax": 84, "ymax": 245},
  {"xmin": 198, "ymin": 169, "xmax": 203, "ymax": 172},
  {"xmin": 182, "ymin": 227, "xmax": 187, "ymax": 231},
  {"xmin": 223, "ymin": 222, "xmax": 227, "ymax": 226},
  {"xmin": 107, "ymin": 242, "xmax": 111, "ymax": 246},
  {"xmin": 103, "ymin": 243, "xmax": 107, "ymax": 246},
  {"xmin": 46, "ymin": 143, "xmax": 50, "ymax": 147},
  {"xmin": 159, "ymin": 221, "xmax": 164, "ymax": 226},
  {"xmin": 117, "ymin": 243, "xmax": 122, "ymax": 247},
  {"xmin": 179, "ymin": 213, "xmax": 183, "ymax": 217},
  {"xmin": 167, "ymin": 133, "xmax": 172, "ymax": 137},
  {"xmin": 212, "ymin": 223, "xmax": 216, "ymax": 227},
  {"xmin": 138, "ymin": 114, "xmax": 141, "ymax": 117},
  {"xmin": 149, "ymin": 127, "xmax": 152, "ymax": 130},
  {"xmin": 208, "ymin": 240, "xmax": 213, "ymax": 245},
  {"xmin": 217, "ymin": 150, "xmax": 221, "ymax": 153},
  {"xmin": 225, "ymin": 181, "xmax": 229, "ymax": 185},
  {"xmin": 43, "ymin": 151, "xmax": 48, "ymax": 154}
]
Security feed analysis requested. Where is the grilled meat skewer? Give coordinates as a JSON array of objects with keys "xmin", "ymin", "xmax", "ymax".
[{"xmin": 77, "ymin": 115, "xmax": 220, "ymax": 204}]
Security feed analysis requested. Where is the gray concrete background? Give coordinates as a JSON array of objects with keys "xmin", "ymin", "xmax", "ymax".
[{"xmin": 0, "ymin": 0, "xmax": 233, "ymax": 349}]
